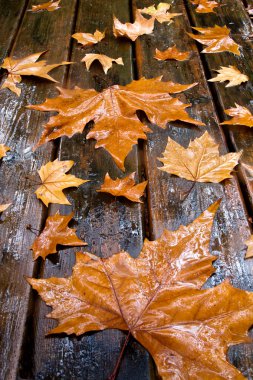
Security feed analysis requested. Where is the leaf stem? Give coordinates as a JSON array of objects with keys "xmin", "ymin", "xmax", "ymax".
[{"xmin": 107, "ymin": 331, "xmax": 131, "ymax": 380}]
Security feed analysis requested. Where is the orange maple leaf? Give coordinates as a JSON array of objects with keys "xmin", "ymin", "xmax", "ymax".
[
  {"xmin": 139, "ymin": 3, "xmax": 182, "ymax": 25},
  {"xmin": 190, "ymin": 0, "xmax": 219, "ymax": 13},
  {"xmin": 221, "ymin": 104, "xmax": 253, "ymax": 127},
  {"xmin": 72, "ymin": 30, "xmax": 105, "ymax": 47},
  {"xmin": 113, "ymin": 10, "xmax": 155, "ymax": 41},
  {"xmin": 82, "ymin": 54, "xmax": 123, "ymax": 74},
  {"xmin": 154, "ymin": 45, "xmax": 190, "ymax": 61},
  {"xmin": 29, "ymin": 0, "xmax": 61, "ymax": 12}
]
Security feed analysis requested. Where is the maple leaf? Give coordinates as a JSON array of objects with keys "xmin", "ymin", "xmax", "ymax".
[
  {"xmin": 0, "ymin": 51, "xmax": 72, "ymax": 96},
  {"xmin": 154, "ymin": 45, "xmax": 190, "ymax": 61},
  {"xmin": 208, "ymin": 66, "xmax": 249, "ymax": 87},
  {"xmin": 245, "ymin": 235, "xmax": 253, "ymax": 258},
  {"xmin": 72, "ymin": 30, "xmax": 105, "ymax": 47},
  {"xmin": 158, "ymin": 131, "xmax": 241, "ymax": 183},
  {"xmin": 35, "ymin": 159, "xmax": 88, "ymax": 207},
  {"xmin": 28, "ymin": 77, "xmax": 204, "ymax": 171},
  {"xmin": 31, "ymin": 212, "xmax": 87, "ymax": 260},
  {"xmin": 27, "ymin": 201, "xmax": 253, "ymax": 380},
  {"xmin": 82, "ymin": 54, "xmax": 123, "ymax": 74},
  {"xmin": 113, "ymin": 10, "xmax": 155, "ymax": 41},
  {"xmin": 139, "ymin": 2, "xmax": 182, "ymax": 25},
  {"xmin": 29, "ymin": 0, "xmax": 61, "ymax": 12},
  {"xmin": 0, "ymin": 144, "xmax": 10, "ymax": 159},
  {"xmin": 188, "ymin": 25, "xmax": 241, "ymax": 55},
  {"xmin": 0, "ymin": 203, "xmax": 11, "ymax": 213},
  {"xmin": 221, "ymin": 104, "xmax": 253, "ymax": 127},
  {"xmin": 190, "ymin": 0, "xmax": 219, "ymax": 13},
  {"xmin": 97, "ymin": 172, "xmax": 147, "ymax": 202}
]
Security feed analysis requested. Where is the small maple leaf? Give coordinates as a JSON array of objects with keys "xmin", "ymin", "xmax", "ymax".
[
  {"xmin": 97, "ymin": 172, "xmax": 147, "ymax": 202},
  {"xmin": 190, "ymin": 0, "xmax": 219, "ymax": 13},
  {"xmin": 29, "ymin": 0, "xmax": 61, "ymax": 12},
  {"xmin": 28, "ymin": 201, "xmax": 253, "ymax": 379},
  {"xmin": 0, "ymin": 203, "xmax": 11, "ymax": 213},
  {"xmin": 245, "ymin": 235, "xmax": 253, "ymax": 258},
  {"xmin": 158, "ymin": 131, "xmax": 241, "ymax": 183},
  {"xmin": 31, "ymin": 212, "xmax": 87, "ymax": 260},
  {"xmin": 0, "ymin": 51, "xmax": 72, "ymax": 96},
  {"xmin": 35, "ymin": 159, "xmax": 88, "ymax": 207},
  {"xmin": 113, "ymin": 10, "xmax": 155, "ymax": 41},
  {"xmin": 28, "ymin": 77, "xmax": 204, "ymax": 171},
  {"xmin": 0, "ymin": 144, "xmax": 10, "ymax": 159},
  {"xmin": 208, "ymin": 66, "xmax": 249, "ymax": 87},
  {"xmin": 139, "ymin": 2, "xmax": 182, "ymax": 25},
  {"xmin": 72, "ymin": 30, "xmax": 105, "ymax": 47},
  {"xmin": 221, "ymin": 104, "xmax": 253, "ymax": 127},
  {"xmin": 154, "ymin": 45, "xmax": 190, "ymax": 61},
  {"xmin": 82, "ymin": 54, "xmax": 123, "ymax": 74},
  {"xmin": 188, "ymin": 25, "xmax": 241, "ymax": 55}
]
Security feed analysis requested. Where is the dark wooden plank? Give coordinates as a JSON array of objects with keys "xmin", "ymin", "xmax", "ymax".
[
  {"xmin": 24, "ymin": 1, "xmax": 152, "ymax": 379},
  {"xmin": 133, "ymin": 0, "xmax": 253, "ymax": 378},
  {"xmin": 0, "ymin": 1, "xmax": 77, "ymax": 379}
]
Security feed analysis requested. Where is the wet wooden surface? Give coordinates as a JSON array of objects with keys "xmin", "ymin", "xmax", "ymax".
[{"xmin": 0, "ymin": 0, "xmax": 252, "ymax": 379}]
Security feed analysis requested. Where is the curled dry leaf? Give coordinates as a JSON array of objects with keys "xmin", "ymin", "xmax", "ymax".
[
  {"xmin": 31, "ymin": 212, "xmax": 87, "ymax": 260},
  {"xmin": 28, "ymin": 201, "xmax": 253, "ymax": 380},
  {"xmin": 188, "ymin": 25, "xmax": 241, "ymax": 55},
  {"xmin": 97, "ymin": 172, "xmax": 147, "ymax": 202},
  {"xmin": 82, "ymin": 54, "xmax": 123, "ymax": 74},
  {"xmin": 154, "ymin": 45, "xmax": 190, "ymax": 61},
  {"xmin": 113, "ymin": 10, "xmax": 155, "ymax": 41},
  {"xmin": 29, "ymin": 0, "xmax": 61, "ymax": 12},
  {"xmin": 72, "ymin": 30, "xmax": 105, "ymax": 47},
  {"xmin": 139, "ymin": 2, "xmax": 182, "ymax": 25},
  {"xmin": 208, "ymin": 66, "xmax": 249, "ymax": 87},
  {"xmin": 35, "ymin": 159, "xmax": 88, "ymax": 207},
  {"xmin": 0, "ymin": 144, "xmax": 10, "ymax": 159},
  {"xmin": 221, "ymin": 104, "xmax": 253, "ymax": 127},
  {"xmin": 158, "ymin": 131, "xmax": 241, "ymax": 183},
  {"xmin": 245, "ymin": 235, "xmax": 253, "ymax": 258},
  {"xmin": 0, "ymin": 204, "xmax": 11, "ymax": 213},
  {"xmin": 28, "ymin": 77, "xmax": 203, "ymax": 171},
  {"xmin": 0, "ymin": 51, "xmax": 72, "ymax": 96},
  {"xmin": 190, "ymin": 0, "xmax": 219, "ymax": 13}
]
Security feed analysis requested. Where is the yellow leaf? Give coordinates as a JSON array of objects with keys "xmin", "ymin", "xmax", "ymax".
[
  {"xmin": 72, "ymin": 30, "xmax": 105, "ymax": 47},
  {"xmin": 221, "ymin": 104, "xmax": 253, "ymax": 127},
  {"xmin": 82, "ymin": 54, "xmax": 123, "ymax": 74},
  {"xmin": 0, "ymin": 144, "xmax": 10, "ymax": 159},
  {"xmin": 208, "ymin": 66, "xmax": 248, "ymax": 87},
  {"xmin": 139, "ymin": 2, "xmax": 182, "ymax": 24}
]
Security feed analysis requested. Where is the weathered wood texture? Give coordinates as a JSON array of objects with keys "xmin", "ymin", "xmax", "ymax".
[{"xmin": 0, "ymin": 0, "xmax": 77, "ymax": 379}]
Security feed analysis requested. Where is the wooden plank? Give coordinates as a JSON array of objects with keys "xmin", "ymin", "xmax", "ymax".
[
  {"xmin": 185, "ymin": 0, "xmax": 253, "ymax": 213},
  {"xmin": 0, "ymin": 1, "xmax": 77, "ymax": 379},
  {"xmin": 133, "ymin": 0, "xmax": 253, "ymax": 378},
  {"xmin": 24, "ymin": 1, "xmax": 152, "ymax": 379}
]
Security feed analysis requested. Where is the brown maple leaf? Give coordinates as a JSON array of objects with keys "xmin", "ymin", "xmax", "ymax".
[
  {"xmin": 154, "ymin": 45, "xmax": 190, "ymax": 61},
  {"xmin": 28, "ymin": 77, "xmax": 204, "ymax": 171},
  {"xmin": 28, "ymin": 201, "xmax": 253, "ymax": 380},
  {"xmin": 0, "ymin": 144, "xmax": 10, "ymax": 159},
  {"xmin": 29, "ymin": 0, "xmax": 61, "ymax": 12},
  {"xmin": 31, "ymin": 212, "xmax": 87, "ymax": 260},
  {"xmin": 0, "ymin": 51, "xmax": 72, "ymax": 96},
  {"xmin": 221, "ymin": 104, "xmax": 253, "ymax": 127},
  {"xmin": 139, "ymin": 2, "xmax": 182, "ymax": 25},
  {"xmin": 158, "ymin": 131, "xmax": 241, "ymax": 183},
  {"xmin": 113, "ymin": 10, "xmax": 155, "ymax": 41},
  {"xmin": 0, "ymin": 203, "xmax": 11, "ymax": 213},
  {"xmin": 72, "ymin": 30, "xmax": 105, "ymax": 47},
  {"xmin": 188, "ymin": 25, "xmax": 241, "ymax": 55},
  {"xmin": 35, "ymin": 159, "xmax": 88, "ymax": 207},
  {"xmin": 82, "ymin": 54, "xmax": 123, "ymax": 74},
  {"xmin": 208, "ymin": 66, "xmax": 249, "ymax": 87},
  {"xmin": 245, "ymin": 235, "xmax": 253, "ymax": 258},
  {"xmin": 97, "ymin": 172, "xmax": 147, "ymax": 202},
  {"xmin": 190, "ymin": 0, "xmax": 219, "ymax": 13}
]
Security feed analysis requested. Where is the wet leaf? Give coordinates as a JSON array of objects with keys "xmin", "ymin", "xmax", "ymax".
[
  {"xmin": 154, "ymin": 45, "xmax": 190, "ymax": 61},
  {"xmin": 221, "ymin": 104, "xmax": 253, "ymax": 127},
  {"xmin": 0, "ymin": 51, "xmax": 72, "ymax": 96},
  {"xmin": 158, "ymin": 131, "xmax": 241, "ymax": 183},
  {"xmin": 0, "ymin": 144, "xmax": 10, "ymax": 159},
  {"xmin": 190, "ymin": 0, "xmax": 219, "ymax": 13},
  {"xmin": 28, "ymin": 201, "xmax": 253, "ymax": 380},
  {"xmin": 208, "ymin": 66, "xmax": 249, "ymax": 87},
  {"xmin": 0, "ymin": 204, "xmax": 11, "ymax": 213},
  {"xmin": 29, "ymin": 0, "xmax": 61, "ymax": 12},
  {"xmin": 245, "ymin": 235, "xmax": 253, "ymax": 258},
  {"xmin": 31, "ymin": 212, "xmax": 87, "ymax": 260},
  {"xmin": 188, "ymin": 25, "xmax": 241, "ymax": 55},
  {"xmin": 97, "ymin": 172, "xmax": 147, "ymax": 202},
  {"xmin": 139, "ymin": 2, "xmax": 182, "ymax": 25},
  {"xmin": 29, "ymin": 77, "xmax": 203, "ymax": 171},
  {"xmin": 35, "ymin": 159, "xmax": 88, "ymax": 207},
  {"xmin": 72, "ymin": 30, "xmax": 105, "ymax": 47},
  {"xmin": 113, "ymin": 10, "xmax": 155, "ymax": 41},
  {"xmin": 82, "ymin": 54, "xmax": 123, "ymax": 74}
]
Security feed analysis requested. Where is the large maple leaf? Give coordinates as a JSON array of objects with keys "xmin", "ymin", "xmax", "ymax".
[
  {"xmin": 28, "ymin": 201, "xmax": 253, "ymax": 379},
  {"xmin": 28, "ymin": 77, "xmax": 204, "ymax": 171}
]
